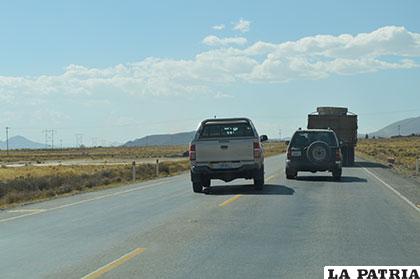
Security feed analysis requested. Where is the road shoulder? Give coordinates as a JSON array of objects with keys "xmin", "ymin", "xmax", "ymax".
[{"xmin": 355, "ymin": 159, "xmax": 420, "ymax": 211}]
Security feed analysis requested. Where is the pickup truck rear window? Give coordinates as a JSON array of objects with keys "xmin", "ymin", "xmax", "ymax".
[{"xmin": 199, "ymin": 123, "xmax": 255, "ymax": 138}]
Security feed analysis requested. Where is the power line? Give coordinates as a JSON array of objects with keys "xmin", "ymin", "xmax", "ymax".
[
  {"xmin": 5, "ymin": 108, "xmax": 420, "ymax": 132},
  {"xmin": 8, "ymin": 116, "xmax": 206, "ymax": 131}
]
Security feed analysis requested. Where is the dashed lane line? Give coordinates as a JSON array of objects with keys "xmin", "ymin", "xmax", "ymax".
[{"xmin": 81, "ymin": 247, "xmax": 145, "ymax": 279}]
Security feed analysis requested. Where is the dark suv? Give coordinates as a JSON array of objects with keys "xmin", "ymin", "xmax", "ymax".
[{"xmin": 285, "ymin": 129, "xmax": 342, "ymax": 180}]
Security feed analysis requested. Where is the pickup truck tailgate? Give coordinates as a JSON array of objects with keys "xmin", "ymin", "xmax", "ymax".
[{"xmin": 196, "ymin": 139, "xmax": 254, "ymax": 162}]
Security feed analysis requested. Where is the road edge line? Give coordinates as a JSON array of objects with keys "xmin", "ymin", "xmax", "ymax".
[
  {"xmin": 0, "ymin": 180, "xmax": 169, "ymax": 224},
  {"xmin": 363, "ymin": 167, "xmax": 420, "ymax": 213}
]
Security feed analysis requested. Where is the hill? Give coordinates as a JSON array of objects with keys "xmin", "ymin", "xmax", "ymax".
[
  {"xmin": 370, "ymin": 116, "xmax": 420, "ymax": 138},
  {"xmin": 0, "ymin": 135, "xmax": 45, "ymax": 150},
  {"xmin": 123, "ymin": 131, "xmax": 195, "ymax": 147}
]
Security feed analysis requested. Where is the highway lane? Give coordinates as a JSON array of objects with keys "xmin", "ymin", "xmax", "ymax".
[{"xmin": 0, "ymin": 155, "xmax": 419, "ymax": 279}]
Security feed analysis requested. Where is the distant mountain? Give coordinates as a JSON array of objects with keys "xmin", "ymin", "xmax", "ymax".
[
  {"xmin": 0, "ymin": 135, "xmax": 45, "ymax": 150},
  {"xmin": 123, "ymin": 131, "xmax": 195, "ymax": 147},
  {"xmin": 370, "ymin": 116, "xmax": 420, "ymax": 138}
]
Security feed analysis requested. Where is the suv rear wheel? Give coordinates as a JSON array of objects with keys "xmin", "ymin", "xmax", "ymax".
[
  {"xmin": 202, "ymin": 178, "xmax": 210, "ymax": 188},
  {"xmin": 332, "ymin": 168, "xmax": 342, "ymax": 181},
  {"xmin": 286, "ymin": 168, "xmax": 297, "ymax": 179},
  {"xmin": 192, "ymin": 182, "xmax": 203, "ymax": 193}
]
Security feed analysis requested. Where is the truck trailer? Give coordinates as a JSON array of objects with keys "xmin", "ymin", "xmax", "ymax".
[{"xmin": 307, "ymin": 107, "xmax": 358, "ymax": 166}]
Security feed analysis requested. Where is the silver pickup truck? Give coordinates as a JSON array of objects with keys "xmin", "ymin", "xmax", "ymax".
[{"xmin": 189, "ymin": 118, "xmax": 268, "ymax": 193}]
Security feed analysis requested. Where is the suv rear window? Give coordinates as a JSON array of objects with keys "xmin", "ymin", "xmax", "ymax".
[
  {"xmin": 290, "ymin": 131, "xmax": 338, "ymax": 147},
  {"xmin": 199, "ymin": 122, "xmax": 255, "ymax": 138}
]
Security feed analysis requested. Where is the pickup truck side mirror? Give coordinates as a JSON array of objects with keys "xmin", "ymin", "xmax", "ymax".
[
  {"xmin": 285, "ymin": 140, "xmax": 290, "ymax": 146},
  {"xmin": 260, "ymin": 135, "xmax": 268, "ymax": 142}
]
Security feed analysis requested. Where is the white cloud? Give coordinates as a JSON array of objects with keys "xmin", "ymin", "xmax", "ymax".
[
  {"xmin": 202, "ymin": 35, "xmax": 247, "ymax": 46},
  {"xmin": 233, "ymin": 19, "xmax": 251, "ymax": 33},
  {"xmin": 212, "ymin": 24, "xmax": 225, "ymax": 30},
  {"xmin": 0, "ymin": 26, "xmax": 419, "ymax": 99}
]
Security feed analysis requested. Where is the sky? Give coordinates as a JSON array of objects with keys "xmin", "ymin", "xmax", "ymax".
[{"xmin": 1, "ymin": 0, "xmax": 420, "ymax": 146}]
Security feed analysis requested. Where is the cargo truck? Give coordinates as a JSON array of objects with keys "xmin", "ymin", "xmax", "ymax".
[{"xmin": 307, "ymin": 107, "xmax": 358, "ymax": 166}]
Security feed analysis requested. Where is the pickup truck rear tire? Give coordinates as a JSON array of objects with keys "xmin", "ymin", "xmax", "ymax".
[
  {"xmin": 254, "ymin": 178, "xmax": 264, "ymax": 190},
  {"xmin": 254, "ymin": 166, "xmax": 264, "ymax": 190},
  {"xmin": 192, "ymin": 182, "xmax": 203, "ymax": 193}
]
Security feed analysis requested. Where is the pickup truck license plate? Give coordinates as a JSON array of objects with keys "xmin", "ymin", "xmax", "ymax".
[
  {"xmin": 291, "ymin": 151, "xmax": 301, "ymax": 157},
  {"xmin": 213, "ymin": 162, "xmax": 232, "ymax": 169}
]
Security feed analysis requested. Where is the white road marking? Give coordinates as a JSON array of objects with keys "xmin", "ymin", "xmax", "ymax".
[
  {"xmin": 363, "ymin": 167, "xmax": 420, "ymax": 213},
  {"xmin": 7, "ymin": 209, "xmax": 46, "ymax": 213},
  {"xmin": 0, "ymin": 179, "xmax": 175, "ymax": 224}
]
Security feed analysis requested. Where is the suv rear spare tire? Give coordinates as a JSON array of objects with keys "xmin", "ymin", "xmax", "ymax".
[{"xmin": 307, "ymin": 141, "xmax": 331, "ymax": 165}]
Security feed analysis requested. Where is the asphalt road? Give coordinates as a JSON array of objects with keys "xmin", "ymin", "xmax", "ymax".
[{"xmin": 1, "ymin": 155, "xmax": 419, "ymax": 279}]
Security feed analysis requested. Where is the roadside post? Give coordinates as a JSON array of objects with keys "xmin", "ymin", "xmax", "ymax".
[
  {"xmin": 416, "ymin": 158, "xmax": 419, "ymax": 176},
  {"xmin": 132, "ymin": 161, "xmax": 136, "ymax": 182},
  {"xmin": 156, "ymin": 159, "xmax": 159, "ymax": 177}
]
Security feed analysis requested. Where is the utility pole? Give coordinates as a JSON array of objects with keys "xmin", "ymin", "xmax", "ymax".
[
  {"xmin": 50, "ymin": 130, "xmax": 55, "ymax": 149},
  {"xmin": 6, "ymin": 127, "xmax": 10, "ymax": 155},
  {"xmin": 91, "ymin": 137, "xmax": 98, "ymax": 147},
  {"xmin": 75, "ymin": 134, "xmax": 83, "ymax": 148},
  {"xmin": 398, "ymin": 125, "xmax": 401, "ymax": 136}
]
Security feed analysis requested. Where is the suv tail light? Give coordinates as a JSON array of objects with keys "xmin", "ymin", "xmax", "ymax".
[
  {"xmin": 287, "ymin": 149, "xmax": 291, "ymax": 160},
  {"xmin": 189, "ymin": 144, "xmax": 196, "ymax": 161},
  {"xmin": 254, "ymin": 142, "xmax": 262, "ymax": 159},
  {"xmin": 335, "ymin": 149, "xmax": 341, "ymax": 161}
]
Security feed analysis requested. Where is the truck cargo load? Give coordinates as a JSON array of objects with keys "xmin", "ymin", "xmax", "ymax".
[{"xmin": 308, "ymin": 107, "xmax": 358, "ymax": 166}]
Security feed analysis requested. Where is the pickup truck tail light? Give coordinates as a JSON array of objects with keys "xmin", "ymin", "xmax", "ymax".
[
  {"xmin": 253, "ymin": 142, "xmax": 262, "ymax": 159},
  {"xmin": 336, "ymin": 149, "xmax": 341, "ymax": 161},
  {"xmin": 189, "ymin": 144, "xmax": 196, "ymax": 161}
]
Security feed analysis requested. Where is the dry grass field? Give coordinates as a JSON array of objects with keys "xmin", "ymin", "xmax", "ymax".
[
  {"xmin": 0, "ymin": 161, "xmax": 189, "ymax": 208},
  {"xmin": 0, "ymin": 142, "xmax": 286, "ymax": 207},
  {"xmin": 263, "ymin": 141, "xmax": 287, "ymax": 157},
  {"xmin": 356, "ymin": 136, "xmax": 420, "ymax": 175},
  {"xmin": 0, "ymin": 145, "xmax": 189, "ymax": 164}
]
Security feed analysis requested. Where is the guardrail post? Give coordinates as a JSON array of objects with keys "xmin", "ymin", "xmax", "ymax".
[
  {"xmin": 416, "ymin": 158, "xmax": 419, "ymax": 176},
  {"xmin": 132, "ymin": 161, "xmax": 136, "ymax": 182},
  {"xmin": 156, "ymin": 159, "xmax": 159, "ymax": 177}
]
